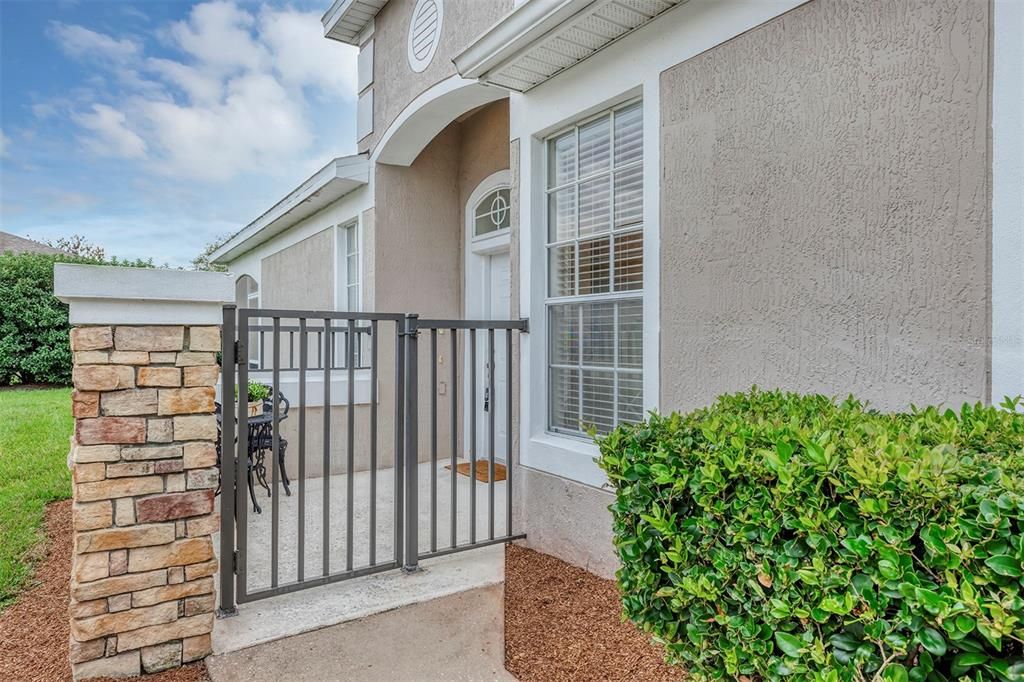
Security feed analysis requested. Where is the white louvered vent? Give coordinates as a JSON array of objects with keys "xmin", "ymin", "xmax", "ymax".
[{"xmin": 408, "ymin": 0, "xmax": 443, "ymax": 73}]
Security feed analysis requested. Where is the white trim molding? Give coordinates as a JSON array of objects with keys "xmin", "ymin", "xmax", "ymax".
[
  {"xmin": 992, "ymin": 0, "xmax": 1024, "ymax": 406},
  {"xmin": 212, "ymin": 155, "xmax": 369, "ymax": 264},
  {"xmin": 54, "ymin": 264, "xmax": 234, "ymax": 325},
  {"xmin": 372, "ymin": 75, "xmax": 508, "ymax": 167}
]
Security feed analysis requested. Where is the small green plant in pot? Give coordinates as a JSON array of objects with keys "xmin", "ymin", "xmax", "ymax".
[
  {"xmin": 234, "ymin": 381, "xmax": 271, "ymax": 417},
  {"xmin": 597, "ymin": 388, "xmax": 1024, "ymax": 681}
]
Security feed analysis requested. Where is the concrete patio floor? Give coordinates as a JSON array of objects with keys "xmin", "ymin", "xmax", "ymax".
[
  {"xmin": 206, "ymin": 584, "xmax": 512, "ymax": 682},
  {"xmin": 214, "ymin": 460, "xmax": 508, "ymax": 654}
]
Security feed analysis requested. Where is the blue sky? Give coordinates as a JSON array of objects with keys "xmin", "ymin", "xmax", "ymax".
[{"xmin": 0, "ymin": 0, "xmax": 359, "ymax": 265}]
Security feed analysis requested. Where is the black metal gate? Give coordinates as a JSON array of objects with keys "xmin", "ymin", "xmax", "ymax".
[{"xmin": 217, "ymin": 306, "xmax": 526, "ymax": 614}]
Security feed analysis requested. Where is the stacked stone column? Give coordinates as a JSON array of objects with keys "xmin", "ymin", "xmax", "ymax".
[{"xmin": 68, "ymin": 324, "xmax": 221, "ymax": 679}]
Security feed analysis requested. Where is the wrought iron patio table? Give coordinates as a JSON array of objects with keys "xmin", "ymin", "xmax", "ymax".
[{"xmin": 215, "ymin": 404, "xmax": 291, "ymax": 514}]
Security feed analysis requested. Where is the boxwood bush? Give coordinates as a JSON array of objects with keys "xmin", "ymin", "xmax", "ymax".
[{"xmin": 597, "ymin": 389, "xmax": 1024, "ymax": 681}]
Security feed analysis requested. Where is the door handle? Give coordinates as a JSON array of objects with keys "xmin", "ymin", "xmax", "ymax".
[{"xmin": 483, "ymin": 386, "xmax": 489, "ymax": 412}]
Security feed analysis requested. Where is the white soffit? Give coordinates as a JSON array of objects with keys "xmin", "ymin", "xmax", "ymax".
[
  {"xmin": 323, "ymin": 0, "xmax": 386, "ymax": 45},
  {"xmin": 211, "ymin": 155, "xmax": 369, "ymax": 264},
  {"xmin": 455, "ymin": 0, "xmax": 686, "ymax": 92}
]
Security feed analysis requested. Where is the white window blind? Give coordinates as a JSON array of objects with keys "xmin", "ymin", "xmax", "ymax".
[{"xmin": 546, "ymin": 100, "xmax": 643, "ymax": 436}]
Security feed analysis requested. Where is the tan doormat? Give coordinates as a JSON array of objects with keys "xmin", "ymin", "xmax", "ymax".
[{"xmin": 444, "ymin": 460, "xmax": 507, "ymax": 483}]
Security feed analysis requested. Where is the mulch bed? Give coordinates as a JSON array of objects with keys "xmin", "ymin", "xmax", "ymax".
[
  {"xmin": 505, "ymin": 544, "xmax": 684, "ymax": 681},
  {"xmin": 0, "ymin": 500, "xmax": 208, "ymax": 682}
]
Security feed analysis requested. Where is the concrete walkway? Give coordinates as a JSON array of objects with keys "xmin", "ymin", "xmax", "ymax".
[{"xmin": 206, "ymin": 585, "xmax": 514, "ymax": 682}]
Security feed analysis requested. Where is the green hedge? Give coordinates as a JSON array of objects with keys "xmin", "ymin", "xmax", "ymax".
[
  {"xmin": 597, "ymin": 389, "xmax": 1024, "ymax": 681},
  {"xmin": 0, "ymin": 252, "xmax": 156, "ymax": 386},
  {"xmin": 0, "ymin": 253, "xmax": 94, "ymax": 385}
]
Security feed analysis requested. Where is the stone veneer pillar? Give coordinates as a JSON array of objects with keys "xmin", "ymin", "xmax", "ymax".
[{"xmin": 55, "ymin": 264, "xmax": 234, "ymax": 680}]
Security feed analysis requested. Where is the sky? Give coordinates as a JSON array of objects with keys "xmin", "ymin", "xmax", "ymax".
[{"xmin": 0, "ymin": 0, "xmax": 359, "ymax": 266}]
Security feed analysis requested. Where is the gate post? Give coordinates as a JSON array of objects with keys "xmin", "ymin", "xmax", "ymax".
[
  {"xmin": 402, "ymin": 314, "xmax": 419, "ymax": 572},
  {"xmin": 217, "ymin": 305, "xmax": 236, "ymax": 617}
]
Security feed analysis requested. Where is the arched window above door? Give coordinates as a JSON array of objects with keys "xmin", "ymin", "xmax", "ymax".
[{"xmin": 473, "ymin": 187, "xmax": 510, "ymax": 238}]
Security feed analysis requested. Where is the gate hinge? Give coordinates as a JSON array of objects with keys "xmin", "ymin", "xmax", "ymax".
[
  {"xmin": 232, "ymin": 550, "xmax": 238, "ymax": 573},
  {"xmin": 233, "ymin": 341, "xmax": 243, "ymax": 365}
]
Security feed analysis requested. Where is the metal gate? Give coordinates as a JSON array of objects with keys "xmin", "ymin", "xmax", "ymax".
[{"xmin": 217, "ymin": 305, "xmax": 526, "ymax": 614}]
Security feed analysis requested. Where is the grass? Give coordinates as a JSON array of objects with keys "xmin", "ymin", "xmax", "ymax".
[{"xmin": 0, "ymin": 386, "xmax": 73, "ymax": 610}]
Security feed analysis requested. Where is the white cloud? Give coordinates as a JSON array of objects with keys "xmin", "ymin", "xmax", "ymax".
[
  {"xmin": 168, "ymin": 1, "xmax": 267, "ymax": 74},
  {"xmin": 258, "ymin": 7, "xmax": 358, "ymax": 96},
  {"xmin": 140, "ymin": 71, "xmax": 312, "ymax": 180},
  {"xmin": 54, "ymin": 2, "xmax": 358, "ymax": 183},
  {"xmin": 49, "ymin": 22, "xmax": 140, "ymax": 62},
  {"xmin": 72, "ymin": 104, "xmax": 148, "ymax": 158}
]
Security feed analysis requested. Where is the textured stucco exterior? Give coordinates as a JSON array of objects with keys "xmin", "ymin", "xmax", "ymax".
[
  {"xmin": 660, "ymin": 0, "xmax": 991, "ymax": 413},
  {"xmin": 370, "ymin": 102, "xmax": 510, "ymax": 464},
  {"xmin": 260, "ymin": 228, "xmax": 334, "ymax": 310},
  {"xmin": 361, "ymin": 0, "xmax": 512, "ymax": 153}
]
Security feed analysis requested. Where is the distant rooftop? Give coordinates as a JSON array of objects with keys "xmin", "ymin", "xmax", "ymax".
[{"xmin": 0, "ymin": 231, "xmax": 65, "ymax": 256}]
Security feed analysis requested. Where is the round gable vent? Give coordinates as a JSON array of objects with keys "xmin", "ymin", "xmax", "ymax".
[{"xmin": 408, "ymin": 0, "xmax": 442, "ymax": 73}]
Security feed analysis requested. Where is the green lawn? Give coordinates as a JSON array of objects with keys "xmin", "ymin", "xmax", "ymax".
[{"xmin": 0, "ymin": 387, "xmax": 73, "ymax": 610}]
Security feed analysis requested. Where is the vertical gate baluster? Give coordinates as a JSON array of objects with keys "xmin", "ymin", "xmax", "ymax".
[
  {"xmin": 394, "ymin": 323, "xmax": 404, "ymax": 566},
  {"xmin": 488, "ymin": 328, "xmax": 496, "ymax": 541},
  {"xmin": 237, "ymin": 310, "xmax": 250, "ymax": 601},
  {"xmin": 298, "ymin": 318, "xmax": 307, "ymax": 582},
  {"xmin": 369, "ymin": 320, "xmax": 378, "ymax": 566},
  {"xmin": 430, "ymin": 328, "xmax": 437, "ymax": 553},
  {"xmin": 507, "ymin": 328, "xmax": 514, "ymax": 538},
  {"xmin": 346, "ymin": 318, "xmax": 356, "ymax": 572},
  {"xmin": 322, "ymin": 318, "xmax": 331, "ymax": 577},
  {"xmin": 469, "ymin": 329, "xmax": 477, "ymax": 545},
  {"xmin": 450, "ymin": 328, "xmax": 458, "ymax": 549}
]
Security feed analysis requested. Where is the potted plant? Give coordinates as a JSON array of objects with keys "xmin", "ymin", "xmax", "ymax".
[{"xmin": 235, "ymin": 381, "xmax": 271, "ymax": 417}]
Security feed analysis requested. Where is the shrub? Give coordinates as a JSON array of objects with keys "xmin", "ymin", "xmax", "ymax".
[
  {"xmin": 0, "ymin": 252, "xmax": 154, "ymax": 386},
  {"xmin": 597, "ymin": 388, "xmax": 1024, "ymax": 681}
]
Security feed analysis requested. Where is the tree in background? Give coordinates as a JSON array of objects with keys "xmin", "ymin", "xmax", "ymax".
[
  {"xmin": 191, "ymin": 234, "xmax": 231, "ymax": 272},
  {"xmin": 0, "ymin": 249, "xmax": 154, "ymax": 386},
  {"xmin": 45, "ymin": 234, "xmax": 106, "ymax": 261}
]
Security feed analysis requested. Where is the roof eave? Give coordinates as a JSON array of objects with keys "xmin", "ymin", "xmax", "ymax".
[
  {"xmin": 211, "ymin": 154, "xmax": 370, "ymax": 265},
  {"xmin": 453, "ymin": 0, "xmax": 592, "ymax": 85}
]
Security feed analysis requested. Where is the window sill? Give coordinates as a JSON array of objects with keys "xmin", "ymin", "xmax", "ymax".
[
  {"xmin": 522, "ymin": 432, "xmax": 610, "ymax": 490},
  {"xmin": 248, "ymin": 369, "xmax": 373, "ymax": 407}
]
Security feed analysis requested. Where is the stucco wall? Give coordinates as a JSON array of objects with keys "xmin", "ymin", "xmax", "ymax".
[
  {"xmin": 362, "ymin": 0, "xmax": 512, "ymax": 153},
  {"xmin": 260, "ymin": 228, "xmax": 335, "ymax": 310},
  {"xmin": 660, "ymin": 0, "xmax": 991, "ymax": 413},
  {"xmin": 459, "ymin": 100, "xmax": 510, "ymax": 222}
]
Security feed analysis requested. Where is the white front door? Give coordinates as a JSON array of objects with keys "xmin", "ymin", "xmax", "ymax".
[{"xmin": 476, "ymin": 252, "xmax": 510, "ymax": 463}]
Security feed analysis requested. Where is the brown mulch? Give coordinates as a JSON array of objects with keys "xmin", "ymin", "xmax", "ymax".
[
  {"xmin": 505, "ymin": 544, "xmax": 684, "ymax": 681},
  {"xmin": 0, "ymin": 500, "xmax": 208, "ymax": 682},
  {"xmin": 444, "ymin": 460, "xmax": 508, "ymax": 482}
]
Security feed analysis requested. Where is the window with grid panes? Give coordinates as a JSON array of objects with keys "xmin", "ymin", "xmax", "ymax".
[{"xmin": 546, "ymin": 100, "xmax": 643, "ymax": 436}]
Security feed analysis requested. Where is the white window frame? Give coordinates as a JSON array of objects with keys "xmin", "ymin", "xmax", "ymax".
[
  {"xmin": 335, "ymin": 219, "xmax": 361, "ymax": 312},
  {"xmin": 543, "ymin": 99, "xmax": 645, "ymax": 439}
]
